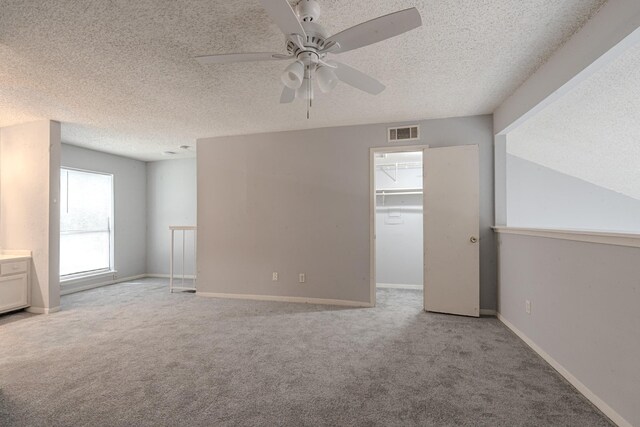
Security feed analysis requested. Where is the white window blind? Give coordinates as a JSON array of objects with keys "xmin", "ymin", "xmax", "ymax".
[{"xmin": 60, "ymin": 168, "xmax": 114, "ymax": 277}]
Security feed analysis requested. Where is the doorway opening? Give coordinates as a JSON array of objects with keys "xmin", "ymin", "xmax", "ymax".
[
  {"xmin": 370, "ymin": 144, "xmax": 481, "ymax": 316},
  {"xmin": 371, "ymin": 147, "xmax": 426, "ymax": 310}
]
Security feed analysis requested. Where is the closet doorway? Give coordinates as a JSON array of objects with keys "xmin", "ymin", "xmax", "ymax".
[
  {"xmin": 370, "ymin": 144, "xmax": 481, "ymax": 316},
  {"xmin": 371, "ymin": 147, "xmax": 427, "ymax": 309}
]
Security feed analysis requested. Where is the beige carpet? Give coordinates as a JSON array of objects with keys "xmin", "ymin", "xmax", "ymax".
[{"xmin": 0, "ymin": 278, "xmax": 611, "ymax": 426}]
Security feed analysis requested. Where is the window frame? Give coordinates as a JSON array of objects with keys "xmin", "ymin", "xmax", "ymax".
[{"xmin": 59, "ymin": 167, "xmax": 115, "ymax": 280}]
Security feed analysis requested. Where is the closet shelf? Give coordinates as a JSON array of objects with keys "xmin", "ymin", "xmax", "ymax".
[{"xmin": 375, "ymin": 162, "xmax": 422, "ymax": 182}]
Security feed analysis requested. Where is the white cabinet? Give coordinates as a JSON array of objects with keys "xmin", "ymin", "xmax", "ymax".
[{"xmin": 0, "ymin": 256, "xmax": 30, "ymax": 314}]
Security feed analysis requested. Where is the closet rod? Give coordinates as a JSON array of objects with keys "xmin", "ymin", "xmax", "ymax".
[
  {"xmin": 376, "ymin": 187, "xmax": 423, "ymax": 194},
  {"xmin": 377, "ymin": 191, "xmax": 423, "ymax": 196}
]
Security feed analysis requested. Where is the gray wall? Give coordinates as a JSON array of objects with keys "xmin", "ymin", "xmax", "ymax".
[
  {"xmin": 375, "ymin": 167, "xmax": 423, "ymax": 286},
  {"xmin": 146, "ymin": 159, "xmax": 197, "ymax": 275},
  {"xmin": 61, "ymin": 144, "xmax": 147, "ymax": 281},
  {"xmin": 507, "ymin": 154, "xmax": 640, "ymax": 232},
  {"xmin": 197, "ymin": 115, "xmax": 496, "ymax": 308},
  {"xmin": 497, "ymin": 233, "xmax": 640, "ymax": 426}
]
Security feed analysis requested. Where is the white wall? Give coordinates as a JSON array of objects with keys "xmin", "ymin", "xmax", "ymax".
[
  {"xmin": 497, "ymin": 233, "xmax": 640, "ymax": 426},
  {"xmin": 375, "ymin": 164, "xmax": 423, "ymax": 286},
  {"xmin": 507, "ymin": 154, "xmax": 640, "ymax": 232},
  {"xmin": 146, "ymin": 159, "xmax": 197, "ymax": 276},
  {"xmin": 494, "ymin": 0, "xmax": 640, "ymax": 134},
  {"xmin": 0, "ymin": 120, "xmax": 61, "ymax": 312},
  {"xmin": 61, "ymin": 144, "xmax": 147, "ymax": 282},
  {"xmin": 197, "ymin": 115, "xmax": 496, "ymax": 307}
]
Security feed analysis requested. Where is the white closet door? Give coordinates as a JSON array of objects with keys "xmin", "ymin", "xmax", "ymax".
[{"xmin": 423, "ymin": 145, "xmax": 480, "ymax": 317}]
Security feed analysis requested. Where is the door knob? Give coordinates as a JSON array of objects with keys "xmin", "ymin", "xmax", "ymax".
[{"xmin": 470, "ymin": 236, "xmax": 478, "ymax": 243}]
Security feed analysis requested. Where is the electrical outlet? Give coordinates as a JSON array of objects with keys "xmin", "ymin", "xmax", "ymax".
[
  {"xmin": 272, "ymin": 272, "xmax": 278, "ymax": 281},
  {"xmin": 525, "ymin": 300, "xmax": 531, "ymax": 315},
  {"xmin": 299, "ymin": 273, "xmax": 305, "ymax": 283}
]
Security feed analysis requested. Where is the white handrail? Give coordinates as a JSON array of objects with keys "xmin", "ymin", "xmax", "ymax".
[{"xmin": 169, "ymin": 225, "xmax": 197, "ymax": 293}]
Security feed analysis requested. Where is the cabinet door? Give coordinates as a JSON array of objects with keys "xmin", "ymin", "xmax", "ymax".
[{"xmin": 0, "ymin": 274, "xmax": 29, "ymax": 313}]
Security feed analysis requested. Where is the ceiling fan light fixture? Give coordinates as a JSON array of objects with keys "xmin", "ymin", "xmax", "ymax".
[
  {"xmin": 281, "ymin": 60, "xmax": 305, "ymax": 89},
  {"xmin": 195, "ymin": 1, "xmax": 423, "ymax": 114},
  {"xmin": 316, "ymin": 65, "xmax": 338, "ymax": 93}
]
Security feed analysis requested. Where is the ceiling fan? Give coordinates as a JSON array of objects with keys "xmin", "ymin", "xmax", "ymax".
[{"xmin": 196, "ymin": 0, "xmax": 422, "ymax": 117}]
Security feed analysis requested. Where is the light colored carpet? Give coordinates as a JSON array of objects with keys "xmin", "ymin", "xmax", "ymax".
[{"xmin": 0, "ymin": 278, "xmax": 610, "ymax": 426}]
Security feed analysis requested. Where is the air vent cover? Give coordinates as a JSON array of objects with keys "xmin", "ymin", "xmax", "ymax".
[{"xmin": 388, "ymin": 125, "xmax": 419, "ymax": 142}]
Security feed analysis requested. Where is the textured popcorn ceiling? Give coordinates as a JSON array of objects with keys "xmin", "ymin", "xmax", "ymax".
[
  {"xmin": 508, "ymin": 41, "xmax": 640, "ymax": 201},
  {"xmin": 0, "ymin": 0, "xmax": 605, "ymax": 161}
]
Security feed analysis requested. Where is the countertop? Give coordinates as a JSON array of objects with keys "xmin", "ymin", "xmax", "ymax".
[{"xmin": 0, "ymin": 252, "xmax": 32, "ymax": 261}]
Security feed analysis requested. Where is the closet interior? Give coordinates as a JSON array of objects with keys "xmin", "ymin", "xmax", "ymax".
[{"xmin": 374, "ymin": 151, "xmax": 424, "ymax": 291}]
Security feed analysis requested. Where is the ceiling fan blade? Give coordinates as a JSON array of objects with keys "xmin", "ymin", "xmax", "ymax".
[
  {"xmin": 325, "ymin": 8, "xmax": 422, "ymax": 54},
  {"xmin": 333, "ymin": 61, "xmax": 385, "ymax": 95},
  {"xmin": 280, "ymin": 86, "xmax": 295, "ymax": 104},
  {"xmin": 260, "ymin": 0, "xmax": 307, "ymax": 39},
  {"xmin": 195, "ymin": 52, "xmax": 291, "ymax": 65}
]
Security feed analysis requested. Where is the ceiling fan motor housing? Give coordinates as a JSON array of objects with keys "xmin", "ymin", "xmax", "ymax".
[
  {"xmin": 286, "ymin": 20, "xmax": 329, "ymax": 55},
  {"xmin": 296, "ymin": 0, "xmax": 321, "ymax": 22},
  {"xmin": 285, "ymin": 2, "xmax": 328, "ymax": 58}
]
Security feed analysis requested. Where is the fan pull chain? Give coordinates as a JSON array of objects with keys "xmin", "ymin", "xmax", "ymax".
[
  {"xmin": 307, "ymin": 66, "xmax": 313, "ymax": 119},
  {"xmin": 309, "ymin": 67, "xmax": 312, "ymax": 119}
]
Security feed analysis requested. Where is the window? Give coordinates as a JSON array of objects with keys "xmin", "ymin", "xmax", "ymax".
[{"xmin": 60, "ymin": 168, "xmax": 114, "ymax": 278}]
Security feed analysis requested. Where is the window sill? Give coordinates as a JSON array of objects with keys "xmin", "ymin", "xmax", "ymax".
[{"xmin": 493, "ymin": 227, "xmax": 640, "ymax": 249}]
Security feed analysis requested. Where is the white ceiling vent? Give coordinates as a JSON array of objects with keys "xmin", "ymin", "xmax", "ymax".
[{"xmin": 388, "ymin": 125, "xmax": 419, "ymax": 142}]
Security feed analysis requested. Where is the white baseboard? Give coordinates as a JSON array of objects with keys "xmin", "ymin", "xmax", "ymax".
[
  {"xmin": 497, "ymin": 313, "xmax": 630, "ymax": 427},
  {"xmin": 377, "ymin": 283, "xmax": 423, "ymax": 290},
  {"xmin": 479, "ymin": 309, "xmax": 496, "ymax": 316},
  {"xmin": 60, "ymin": 274, "xmax": 147, "ymax": 296},
  {"xmin": 61, "ymin": 270, "xmax": 117, "ymax": 286},
  {"xmin": 146, "ymin": 273, "xmax": 196, "ymax": 279},
  {"xmin": 26, "ymin": 306, "xmax": 61, "ymax": 315},
  {"xmin": 197, "ymin": 292, "xmax": 373, "ymax": 308}
]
